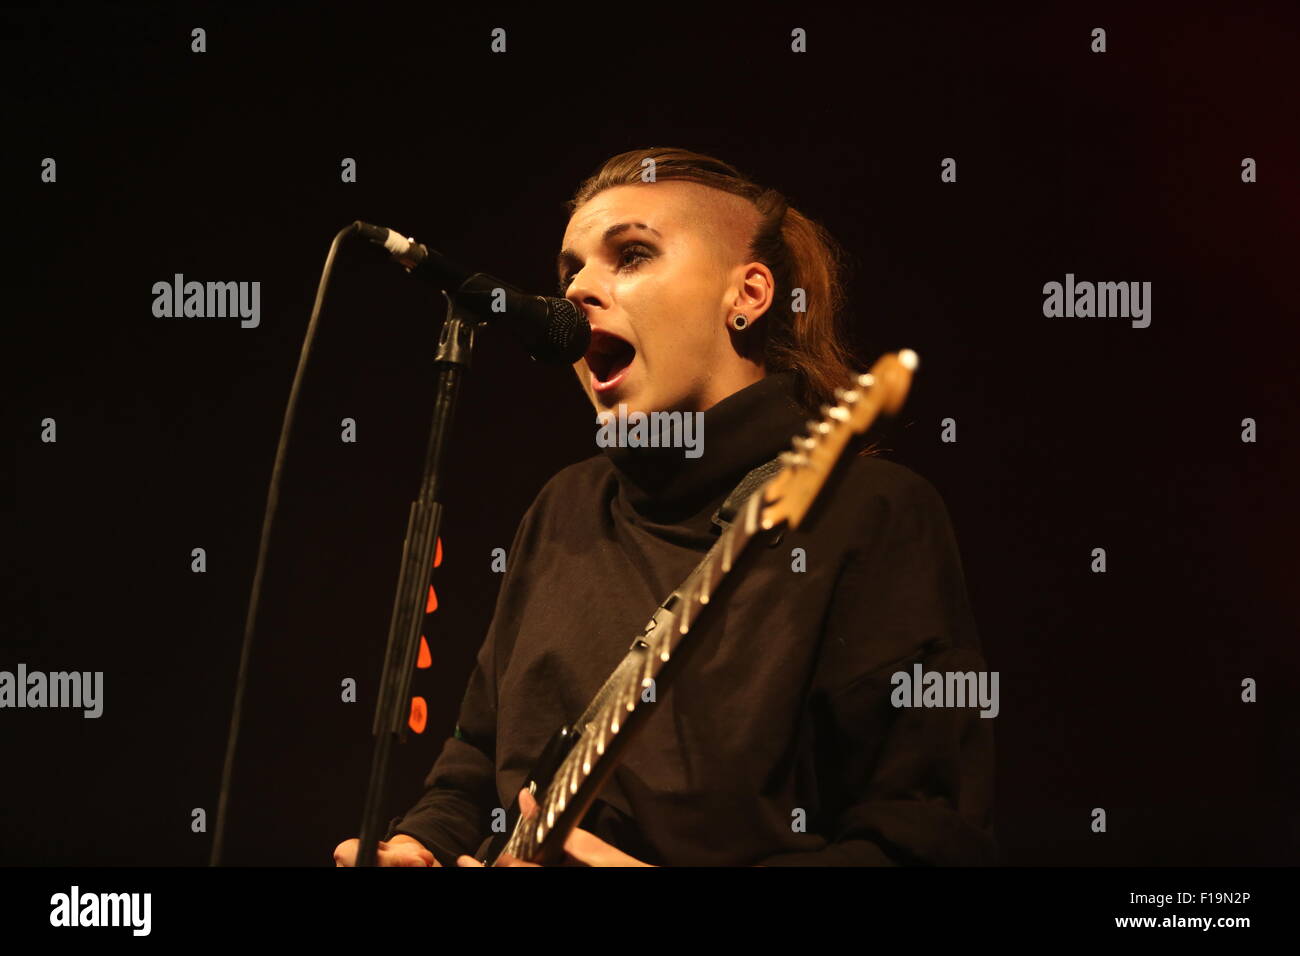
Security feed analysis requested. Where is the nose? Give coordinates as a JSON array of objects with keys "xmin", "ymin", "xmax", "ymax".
[{"xmin": 563, "ymin": 265, "xmax": 606, "ymax": 318}]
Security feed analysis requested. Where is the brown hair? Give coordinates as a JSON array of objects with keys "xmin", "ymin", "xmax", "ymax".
[{"xmin": 565, "ymin": 146, "xmax": 861, "ymax": 416}]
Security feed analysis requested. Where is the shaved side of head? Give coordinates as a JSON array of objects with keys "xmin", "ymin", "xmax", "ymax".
[{"xmin": 672, "ymin": 181, "xmax": 763, "ymax": 270}]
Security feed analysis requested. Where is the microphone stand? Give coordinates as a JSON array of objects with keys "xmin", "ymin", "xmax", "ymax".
[{"xmin": 355, "ymin": 290, "xmax": 476, "ymax": 866}]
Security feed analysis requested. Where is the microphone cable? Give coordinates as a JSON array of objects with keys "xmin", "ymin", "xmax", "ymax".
[{"xmin": 209, "ymin": 221, "xmax": 361, "ymax": 865}]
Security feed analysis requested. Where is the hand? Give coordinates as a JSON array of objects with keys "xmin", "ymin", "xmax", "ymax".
[
  {"xmin": 456, "ymin": 788, "xmax": 655, "ymax": 867},
  {"xmin": 333, "ymin": 834, "xmax": 439, "ymax": 867}
]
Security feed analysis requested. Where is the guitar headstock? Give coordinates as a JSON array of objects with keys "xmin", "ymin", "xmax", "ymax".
[{"xmin": 760, "ymin": 349, "xmax": 918, "ymax": 531}]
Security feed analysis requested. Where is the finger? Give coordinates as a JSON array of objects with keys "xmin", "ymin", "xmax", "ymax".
[
  {"xmin": 332, "ymin": 838, "xmax": 358, "ymax": 867},
  {"xmin": 518, "ymin": 788, "xmax": 538, "ymax": 818},
  {"xmin": 373, "ymin": 841, "xmax": 410, "ymax": 866},
  {"xmin": 563, "ymin": 828, "xmax": 649, "ymax": 867},
  {"xmin": 457, "ymin": 854, "xmax": 484, "ymax": 867}
]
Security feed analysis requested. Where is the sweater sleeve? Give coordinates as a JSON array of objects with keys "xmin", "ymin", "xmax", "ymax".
[
  {"xmin": 758, "ymin": 464, "xmax": 999, "ymax": 866},
  {"xmin": 382, "ymin": 501, "xmax": 539, "ymax": 868}
]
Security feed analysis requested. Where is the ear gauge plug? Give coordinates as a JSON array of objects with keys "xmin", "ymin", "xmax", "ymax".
[{"xmin": 729, "ymin": 314, "xmax": 749, "ymax": 331}]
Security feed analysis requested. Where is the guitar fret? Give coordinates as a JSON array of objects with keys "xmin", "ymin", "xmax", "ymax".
[
  {"xmin": 640, "ymin": 650, "xmax": 656, "ymax": 695},
  {"xmin": 624, "ymin": 677, "xmax": 638, "ymax": 712}
]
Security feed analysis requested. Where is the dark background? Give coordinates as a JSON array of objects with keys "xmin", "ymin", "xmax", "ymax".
[{"xmin": 5, "ymin": 5, "xmax": 1297, "ymax": 866}]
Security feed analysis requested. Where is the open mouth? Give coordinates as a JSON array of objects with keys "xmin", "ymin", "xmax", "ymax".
[{"xmin": 585, "ymin": 328, "xmax": 637, "ymax": 390}]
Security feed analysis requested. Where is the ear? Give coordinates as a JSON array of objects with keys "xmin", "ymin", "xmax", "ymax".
[{"xmin": 729, "ymin": 261, "xmax": 776, "ymax": 326}]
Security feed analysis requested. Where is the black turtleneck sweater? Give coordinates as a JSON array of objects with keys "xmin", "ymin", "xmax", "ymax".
[{"xmin": 385, "ymin": 371, "xmax": 997, "ymax": 866}]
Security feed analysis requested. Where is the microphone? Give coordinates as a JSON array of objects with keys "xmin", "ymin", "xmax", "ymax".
[{"xmin": 355, "ymin": 221, "xmax": 590, "ymax": 364}]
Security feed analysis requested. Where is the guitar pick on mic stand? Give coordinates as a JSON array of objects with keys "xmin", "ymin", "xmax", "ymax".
[{"xmin": 353, "ymin": 290, "xmax": 469, "ymax": 868}]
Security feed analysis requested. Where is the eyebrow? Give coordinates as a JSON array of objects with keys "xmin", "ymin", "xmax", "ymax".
[{"xmin": 557, "ymin": 222, "xmax": 662, "ymax": 279}]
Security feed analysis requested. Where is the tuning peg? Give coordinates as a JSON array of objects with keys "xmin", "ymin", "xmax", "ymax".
[
  {"xmin": 806, "ymin": 419, "xmax": 831, "ymax": 436},
  {"xmin": 834, "ymin": 387, "xmax": 860, "ymax": 404},
  {"xmin": 899, "ymin": 349, "xmax": 919, "ymax": 371},
  {"xmin": 779, "ymin": 450, "xmax": 809, "ymax": 468},
  {"xmin": 792, "ymin": 435, "xmax": 816, "ymax": 452},
  {"xmin": 856, "ymin": 372, "xmax": 875, "ymax": 389}
]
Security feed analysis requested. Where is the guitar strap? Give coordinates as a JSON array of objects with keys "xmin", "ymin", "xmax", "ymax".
[{"xmin": 574, "ymin": 455, "xmax": 783, "ymax": 731}]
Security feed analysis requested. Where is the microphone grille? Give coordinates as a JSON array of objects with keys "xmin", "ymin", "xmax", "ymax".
[{"xmin": 540, "ymin": 297, "xmax": 592, "ymax": 364}]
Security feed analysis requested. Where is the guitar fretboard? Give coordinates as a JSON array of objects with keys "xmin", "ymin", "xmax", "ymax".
[{"xmin": 500, "ymin": 489, "xmax": 770, "ymax": 861}]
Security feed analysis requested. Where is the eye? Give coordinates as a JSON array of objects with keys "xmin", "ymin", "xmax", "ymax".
[
  {"xmin": 616, "ymin": 242, "xmax": 653, "ymax": 271},
  {"xmin": 557, "ymin": 242, "xmax": 656, "ymax": 294}
]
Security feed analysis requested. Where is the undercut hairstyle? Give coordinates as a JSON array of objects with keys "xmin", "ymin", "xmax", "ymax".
[{"xmin": 566, "ymin": 146, "xmax": 862, "ymax": 416}]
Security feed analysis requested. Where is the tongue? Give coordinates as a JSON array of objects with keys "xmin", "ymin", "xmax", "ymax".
[{"xmin": 596, "ymin": 341, "xmax": 635, "ymax": 382}]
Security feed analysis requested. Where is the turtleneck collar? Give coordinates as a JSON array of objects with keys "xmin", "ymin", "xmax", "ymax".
[{"xmin": 601, "ymin": 371, "xmax": 809, "ymax": 534}]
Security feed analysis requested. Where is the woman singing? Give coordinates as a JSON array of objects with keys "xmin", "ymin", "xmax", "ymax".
[{"xmin": 334, "ymin": 146, "xmax": 997, "ymax": 867}]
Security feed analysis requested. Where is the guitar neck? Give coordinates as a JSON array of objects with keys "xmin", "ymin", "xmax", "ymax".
[{"xmin": 499, "ymin": 490, "xmax": 772, "ymax": 863}]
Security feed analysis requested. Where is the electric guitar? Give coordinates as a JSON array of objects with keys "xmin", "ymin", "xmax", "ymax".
[{"xmin": 478, "ymin": 350, "xmax": 918, "ymax": 865}]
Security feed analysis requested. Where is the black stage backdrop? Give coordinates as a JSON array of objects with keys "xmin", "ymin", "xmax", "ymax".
[{"xmin": 5, "ymin": 5, "xmax": 1298, "ymax": 869}]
